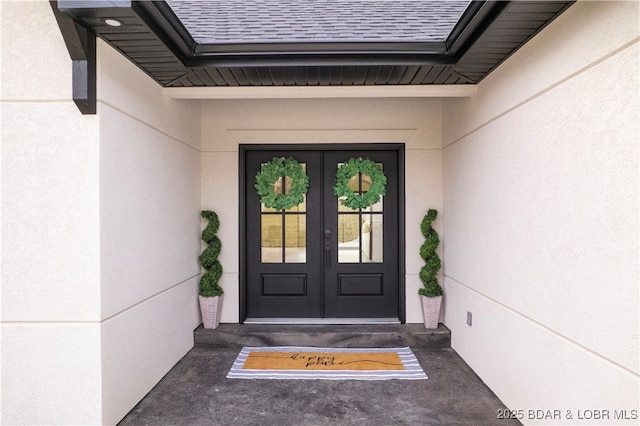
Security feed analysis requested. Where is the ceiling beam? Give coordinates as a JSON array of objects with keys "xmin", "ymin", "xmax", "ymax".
[{"xmin": 163, "ymin": 85, "xmax": 477, "ymax": 100}]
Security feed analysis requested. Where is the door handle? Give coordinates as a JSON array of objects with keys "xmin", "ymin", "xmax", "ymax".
[{"xmin": 324, "ymin": 229, "xmax": 332, "ymax": 268}]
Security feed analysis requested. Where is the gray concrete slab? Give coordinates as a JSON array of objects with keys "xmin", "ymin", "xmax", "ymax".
[
  {"xmin": 118, "ymin": 347, "xmax": 521, "ymax": 425},
  {"xmin": 194, "ymin": 324, "xmax": 451, "ymax": 349}
]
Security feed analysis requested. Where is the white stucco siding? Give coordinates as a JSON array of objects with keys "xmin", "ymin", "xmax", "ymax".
[
  {"xmin": 1, "ymin": 102, "xmax": 100, "ymax": 321},
  {"xmin": 444, "ymin": 1, "xmax": 640, "ymax": 146},
  {"xmin": 442, "ymin": 1, "xmax": 639, "ymax": 422},
  {"xmin": 96, "ymin": 42, "xmax": 201, "ymax": 151},
  {"xmin": 1, "ymin": 1, "xmax": 103, "ymax": 424},
  {"xmin": 99, "ymin": 103, "xmax": 201, "ymax": 319},
  {"xmin": 100, "ymin": 275, "xmax": 200, "ymax": 425},
  {"xmin": 1, "ymin": 324, "xmax": 103, "ymax": 424},
  {"xmin": 96, "ymin": 40, "xmax": 202, "ymax": 425},
  {"xmin": 200, "ymin": 98, "xmax": 444, "ymax": 323},
  {"xmin": 0, "ymin": 0, "xmax": 73, "ymax": 101}
]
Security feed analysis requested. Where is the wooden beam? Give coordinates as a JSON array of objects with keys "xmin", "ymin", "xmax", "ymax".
[{"xmin": 50, "ymin": 1, "xmax": 97, "ymax": 114}]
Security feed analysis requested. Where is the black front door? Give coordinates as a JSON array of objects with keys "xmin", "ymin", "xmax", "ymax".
[{"xmin": 242, "ymin": 145, "xmax": 403, "ymax": 322}]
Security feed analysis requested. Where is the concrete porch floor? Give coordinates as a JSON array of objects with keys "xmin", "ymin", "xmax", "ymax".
[{"xmin": 118, "ymin": 338, "xmax": 521, "ymax": 425}]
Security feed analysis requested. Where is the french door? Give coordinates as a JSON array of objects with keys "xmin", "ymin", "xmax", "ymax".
[{"xmin": 241, "ymin": 144, "xmax": 404, "ymax": 323}]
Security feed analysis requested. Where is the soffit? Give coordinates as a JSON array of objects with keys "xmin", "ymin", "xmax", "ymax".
[{"xmin": 56, "ymin": 1, "xmax": 574, "ymax": 88}]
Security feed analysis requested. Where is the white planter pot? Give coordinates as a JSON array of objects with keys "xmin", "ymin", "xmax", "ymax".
[
  {"xmin": 199, "ymin": 295, "xmax": 223, "ymax": 329},
  {"xmin": 420, "ymin": 295, "xmax": 442, "ymax": 329}
]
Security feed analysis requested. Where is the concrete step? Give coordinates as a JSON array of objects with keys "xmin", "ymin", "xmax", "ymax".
[{"xmin": 194, "ymin": 323, "xmax": 450, "ymax": 349}]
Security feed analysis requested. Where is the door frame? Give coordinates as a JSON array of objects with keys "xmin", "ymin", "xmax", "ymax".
[{"xmin": 239, "ymin": 143, "xmax": 406, "ymax": 323}]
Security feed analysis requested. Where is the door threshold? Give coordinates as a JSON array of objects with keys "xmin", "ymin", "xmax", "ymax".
[{"xmin": 244, "ymin": 318, "xmax": 401, "ymax": 325}]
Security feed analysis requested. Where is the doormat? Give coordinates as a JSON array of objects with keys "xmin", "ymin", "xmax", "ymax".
[{"xmin": 226, "ymin": 346, "xmax": 427, "ymax": 380}]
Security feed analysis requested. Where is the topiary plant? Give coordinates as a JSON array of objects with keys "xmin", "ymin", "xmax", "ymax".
[
  {"xmin": 418, "ymin": 209, "xmax": 443, "ymax": 297},
  {"xmin": 199, "ymin": 210, "xmax": 223, "ymax": 297}
]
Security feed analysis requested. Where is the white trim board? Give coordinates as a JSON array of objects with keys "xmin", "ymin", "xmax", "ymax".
[
  {"xmin": 164, "ymin": 85, "xmax": 477, "ymax": 100},
  {"xmin": 227, "ymin": 129, "xmax": 417, "ymax": 145}
]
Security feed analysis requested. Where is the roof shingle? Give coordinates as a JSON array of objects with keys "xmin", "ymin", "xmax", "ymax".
[{"xmin": 167, "ymin": 0, "xmax": 472, "ymax": 44}]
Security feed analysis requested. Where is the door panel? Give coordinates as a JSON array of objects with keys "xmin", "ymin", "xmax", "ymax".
[
  {"xmin": 245, "ymin": 151, "xmax": 322, "ymax": 318},
  {"xmin": 243, "ymin": 147, "xmax": 400, "ymax": 321},
  {"xmin": 322, "ymin": 150, "xmax": 399, "ymax": 318}
]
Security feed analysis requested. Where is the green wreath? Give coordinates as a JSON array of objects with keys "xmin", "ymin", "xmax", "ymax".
[
  {"xmin": 255, "ymin": 157, "xmax": 309, "ymax": 211},
  {"xmin": 334, "ymin": 157, "xmax": 387, "ymax": 209}
]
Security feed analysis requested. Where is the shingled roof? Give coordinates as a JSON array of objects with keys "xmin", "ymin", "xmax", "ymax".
[{"xmin": 167, "ymin": 0, "xmax": 471, "ymax": 44}]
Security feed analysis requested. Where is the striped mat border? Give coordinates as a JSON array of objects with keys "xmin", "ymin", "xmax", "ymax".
[{"xmin": 226, "ymin": 346, "xmax": 428, "ymax": 380}]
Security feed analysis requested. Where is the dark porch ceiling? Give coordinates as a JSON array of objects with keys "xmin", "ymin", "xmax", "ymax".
[{"xmin": 51, "ymin": 1, "xmax": 573, "ymax": 112}]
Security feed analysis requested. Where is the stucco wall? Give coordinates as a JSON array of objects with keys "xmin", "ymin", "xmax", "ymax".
[
  {"xmin": 1, "ymin": 1, "xmax": 202, "ymax": 424},
  {"xmin": 201, "ymin": 98, "xmax": 444, "ymax": 323},
  {"xmin": 442, "ymin": 1, "xmax": 639, "ymax": 423},
  {"xmin": 97, "ymin": 41, "xmax": 202, "ymax": 424},
  {"xmin": 1, "ymin": 1, "xmax": 102, "ymax": 424}
]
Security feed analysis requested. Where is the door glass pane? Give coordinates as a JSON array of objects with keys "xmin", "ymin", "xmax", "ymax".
[
  {"xmin": 336, "ymin": 161, "xmax": 384, "ymax": 263},
  {"xmin": 261, "ymin": 215, "xmax": 282, "ymax": 263},
  {"xmin": 338, "ymin": 214, "xmax": 360, "ymax": 263},
  {"xmin": 362, "ymin": 214, "xmax": 383, "ymax": 262},
  {"xmin": 285, "ymin": 215, "xmax": 306, "ymax": 263},
  {"xmin": 347, "ymin": 174, "xmax": 360, "ymax": 191},
  {"xmin": 360, "ymin": 174, "xmax": 372, "ymax": 192},
  {"xmin": 260, "ymin": 162, "xmax": 307, "ymax": 263},
  {"xmin": 274, "ymin": 176, "xmax": 287, "ymax": 194}
]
